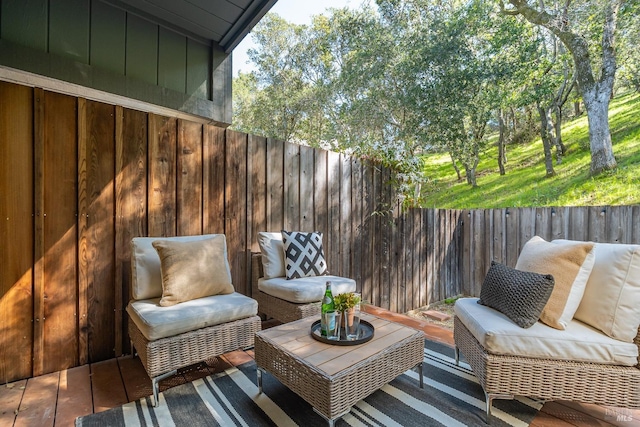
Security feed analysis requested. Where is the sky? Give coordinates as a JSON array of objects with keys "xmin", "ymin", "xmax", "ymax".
[{"xmin": 232, "ymin": 0, "xmax": 374, "ymax": 76}]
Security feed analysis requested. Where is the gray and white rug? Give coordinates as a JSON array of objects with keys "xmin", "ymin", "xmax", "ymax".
[{"xmin": 76, "ymin": 340, "xmax": 542, "ymax": 426}]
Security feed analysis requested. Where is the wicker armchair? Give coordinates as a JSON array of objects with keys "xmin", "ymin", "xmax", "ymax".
[
  {"xmin": 251, "ymin": 252, "xmax": 321, "ymax": 323},
  {"xmin": 127, "ymin": 235, "xmax": 261, "ymax": 406},
  {"xmin": 454, "ymin": 310, "xmax": 640, "ymax": 418}
]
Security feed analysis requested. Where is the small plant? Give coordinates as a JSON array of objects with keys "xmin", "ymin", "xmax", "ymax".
[{"xmin": 333, "ymin": 292, "xmax": 361, "ymax": 312}]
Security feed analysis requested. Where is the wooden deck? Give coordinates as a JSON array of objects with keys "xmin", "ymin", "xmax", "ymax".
[{"xmin": 1, "ymin": 306, "xmax": 638, "ymax": 427}]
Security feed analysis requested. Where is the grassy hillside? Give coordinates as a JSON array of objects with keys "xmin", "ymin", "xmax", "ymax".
[{"xmin": 420, "ymin": 92, "xmax": 640, "ymax": 208}]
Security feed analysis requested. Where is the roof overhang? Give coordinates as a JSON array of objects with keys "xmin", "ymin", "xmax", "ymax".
[{"xmin": 102, "ymin": 0, "xmax": 277, "ymax": 52}]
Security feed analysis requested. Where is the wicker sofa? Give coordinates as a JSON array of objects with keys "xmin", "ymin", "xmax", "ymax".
[
  {"xmin": 126, "ymin": 234, "xmax": 261, "ymax": 405},
  {"xmin": 454, "ymin": 238, "xmax": 640, "ymax": 418}
]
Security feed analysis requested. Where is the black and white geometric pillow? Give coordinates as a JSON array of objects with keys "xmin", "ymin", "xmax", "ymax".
[{"xmin": 281, "ymin": 230, "xmax": 328, "ymax": 279}]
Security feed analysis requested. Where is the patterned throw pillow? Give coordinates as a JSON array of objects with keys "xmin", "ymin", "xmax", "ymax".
[
  {"xmin": 281, "ymin": 230, "xmax": 328, "ymax": 279},
  {"xmin": 478, "ymin": 261, "xmax": 555, "ymax": 328}
]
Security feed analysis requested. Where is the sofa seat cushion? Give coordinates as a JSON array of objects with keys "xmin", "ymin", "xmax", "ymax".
[
  {"xmin": 258, "ymin": 275, "xmax": 356, "ymax": 303},
  {"xmin": 455, "ymin": 297, "xmax": 638, "ymax": 366},
  {"xmin": 127, "ymin": 292, "xmax": 258, "ymax": 341}
]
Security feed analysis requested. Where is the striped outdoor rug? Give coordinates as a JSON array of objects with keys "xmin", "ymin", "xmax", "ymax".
[{"xmin": 76, "ymin": 340, "xmax": 542, "ymax": 426}]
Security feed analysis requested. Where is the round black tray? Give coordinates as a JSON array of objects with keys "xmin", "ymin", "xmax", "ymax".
[{"xmin": 310, "ymin": 319, "xmax": 375, "ymax": 346}]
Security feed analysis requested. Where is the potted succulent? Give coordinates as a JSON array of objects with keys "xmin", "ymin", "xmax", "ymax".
[{"xmin": 333, "ymin": 292, "xmax": 361, "ymax": 339}]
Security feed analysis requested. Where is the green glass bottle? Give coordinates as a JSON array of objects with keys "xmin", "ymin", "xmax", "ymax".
[{"xmin": 320, "ymin": 281, "xmax": 335, "ymax": 336}]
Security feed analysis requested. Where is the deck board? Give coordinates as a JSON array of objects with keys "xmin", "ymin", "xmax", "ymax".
[
  {"xmin": 14, "ymin": 372, "xmax": 58, "ymax": 427},
  {"xmin": 0, "ymin": 379, "xmax": 26, "ymax": 426},
  {"xmin": 90, "ymin": 359, "xmax": 128, "ymax": 413},
  {"xmin": 54, "ymin": 365, "xmax": 93, "ymax": 427}
]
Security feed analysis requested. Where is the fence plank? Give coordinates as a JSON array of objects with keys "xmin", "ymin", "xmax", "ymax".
[
  {"xmin": 327, "ymin": 151, "xmax": 341, "ymax": 275},
  {"xmin": 177, "ymin": 120, "xmax": 203, "ymax": 236},
  {"xmin": 284, "ymin": 142, "xmax": 300, "ymax": 231},
  {"xmin": 81, "ymin": 100, "xmax": 116, "ymax": 363},
  {"xmin": 351, "ymin": 158, "xmax": 364, "ymax": 289},
  {"xmin": 203, "ymin": 125, "xmax": 225, "ymax": 234},
  {"xmin": 41, "ymin": 91, "xmax": 78, "ymax": 374},
  {"xmin": 340, "ymin": 155, "xmax": 352, "ymax": 279},
  {"xmin": 588, "ymin": 206, "xmax": 607, "ymax": 242},
  {"xmin": 225, "ymin": 130, "xmax": 248, "ymax": 294},
  {"xmin": 148, "ymin": 114, "xmax": 177, "ymax": 237},
  {"xmin": 115, "ymin": 107, "xmax": 147, "ymax": 356},
  {"xmin": 505, "ymin": 208, "xmax": 519, "ymax": 268},
  {"xmin": 0, "ymin": 82, "xmax": 34, "ymax": 382},
  {"xmin": 248, "ymin": 134, "xmax": 267, "ymax": 253},
  {"xmin": 314, "ymin": 149, "xmax": 328, "ymax": 238},
  {"xmin": 266, "ymin": 138, "xmax": 284, "ymax": 233},
  {"xmin": 300, "ymin": 146, "xmax": 315, "ymax": 233}
]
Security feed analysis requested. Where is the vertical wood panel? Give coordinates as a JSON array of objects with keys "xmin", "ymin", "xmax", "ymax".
[
  {"xmin": 589, "ymin": 206, "xmax": 607, "ymax": 242},
  {"xmin": 299, "ymin": 146, "xmax": 315, "ymax": 232},
  {"xmin": 115, "ymin": 107, "xmax": 147, "ymax": 356},
  {"xmin": 379, "ymin": 168, "xmax": 392, "ymax": 309},
  {"xmin": 327, "ymin": 151, "xmax": 341, "ymax": 275},
  {"xmin": 248, "ymin": 135, "xmax": 267, "ymax": 253},
  {"xmin": 225, "ymin": 130, "xmax": 248, "ymax": 293},
  {"xmin": 568, "ymin": 206, "xmax": 588, "ymax": 241},
  {"xmin": 0, "ymin": 82, "xmax": 34, "ymax": 382},
  {"xmin": 350, "ymin": 158, "xmax": 363, "ymax": 289},
  {"xmin": 33, "ymin": 87, "xmax": 46, "ymax": 377},
  {"xmin": 177, "ymin": 120, "xmax": 203, "ymax": 236},
  {"xmin": 340, "ymin": 155, "xmax": 352, "ymax": 279},
  {"xmin": 203, "ymin": 125, "xmax": 225, "ymax": 234},
  {"xmin": 79, "ymin": 100, "xmax": 115, "ymax": 363},
  {"xmin": 284, "ymin": 142, "xmax": 300, "ymax": 230},
  {"xmin": 505, "ymin": 209, "xmax": 519, "ymax": 268},
  {"xmin": 313, "ymin": 149, "xmax": 328, "ymax": 238},
  {"xmin": 360, "ymin": 162, "xmax": 374, "ymax": 304},
  {"xmin": 148, "ymin": 115, "xmax": 177, "ymax": 237},
  {"xmin": 41, "ymin": 91, "xmax": 78, "ymax": 374},
  {"xmin": 266, "ymin": 138, "xmax": 284, "ymax": 232}
]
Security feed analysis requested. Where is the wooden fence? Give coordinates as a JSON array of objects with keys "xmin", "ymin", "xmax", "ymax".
[{"xmin": 1, "ymin": 79, "xmax": 639, "ymax": 384}]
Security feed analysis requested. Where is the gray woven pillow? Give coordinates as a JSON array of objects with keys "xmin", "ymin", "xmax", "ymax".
[{"xmin": 478, "ymin": 261, "xmax": 555, "ymax": 328}]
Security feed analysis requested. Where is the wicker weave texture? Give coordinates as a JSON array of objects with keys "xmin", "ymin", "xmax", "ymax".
[
  {"xmin": 251, "ymin": 253, "xmax": 321, "ymax": 323},
  {"xmin": 130, "ymin": 316, "xmax": 261, "ymax": 379},
  {"xmin": 255, "ymin": 320, "xmax": 424, "ymax": 419},
  {"xmin": 454, "ymin": 317, "xmax": 640, "ymax": 408}
]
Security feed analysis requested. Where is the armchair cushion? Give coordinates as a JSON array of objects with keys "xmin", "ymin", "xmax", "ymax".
[
  {"xmin": 282, "ymin": 230, "xmax": 328, "ymax": 279},
  {"xmin": 131, "ymin": 234, "xmax": 223, "ymax": 300},
  {"xmin": 126, "ymin": 292, "xmax": 258, "ymax": 341},
  {"xmin": 257, "ymin": 232, "xmax": 286, "ymax": 279},
  {"xmin": 152, "ymin": 236, "xmax": 234, "ymax": 306},
  {"xmin": 258, "ymin": 275, "xmax": 356, "ymax": 303},
  {"xmin": 456, "ymin": 297, "xmax": 638, "ymax": 366},
  {"xmin": 574, "ymin": 242, "xmax": 640, "ymax": 342},
  {"xmin": 515, "ymin": 236, "xmax": 595, "ymax": 330},
  {"xmin": 478, "ymin": 261, "xmax": 554, "ymax": 328}
]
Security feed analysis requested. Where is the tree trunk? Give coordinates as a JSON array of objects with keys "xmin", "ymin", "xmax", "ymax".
[
  {"xmin": 554, "ymin": 105, "xmax": 566, "ymax": 163},
  {"xmin": 574, "ymin": 100, "xmax": 581, "ymax": 116},
  {"xmin": 498, "ymin": 109, "xmax": 506, "ymax": 175},
  {"xmin": 449, "ymin": 152, "xmax": 462, "ymax": 181},
  {"xmin": 583, "ymin": 88, "xmax": 617, "ymax": 174},
  {"xmin": 537, "ymin": 103, "xmax": 556, "ymax": 177}
]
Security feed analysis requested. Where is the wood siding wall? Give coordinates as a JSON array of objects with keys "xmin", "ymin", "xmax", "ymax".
[{"xmin": 1, "ymin": 80, "xmax": 639, "ymax": 383}]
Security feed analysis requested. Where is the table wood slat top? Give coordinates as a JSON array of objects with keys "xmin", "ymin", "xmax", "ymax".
[{"xmin": 256, "ymin": 312, "xmax": 423, "ymax": 377}]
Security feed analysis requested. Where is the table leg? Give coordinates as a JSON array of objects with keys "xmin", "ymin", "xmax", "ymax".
[
  {"xmin": 418, "ymin": 362, "xmax": 424, "ymax": 388},
  {"xmin": 257, "ymin": 367, "xmax": 263, "ymax": 393}
]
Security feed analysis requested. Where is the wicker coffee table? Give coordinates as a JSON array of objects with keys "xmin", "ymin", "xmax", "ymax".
[{"xmin": 255, "ymin": 312, "xmax": 424, "ymax": 426}]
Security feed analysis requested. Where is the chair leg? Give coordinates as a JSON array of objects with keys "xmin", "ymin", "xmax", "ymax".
[
  {"xmin": 484, "ymin": 392, "xmax": 514, "ymax": 421},
  {"xmin": 151, "ymin": 370, "xmax": 177, "ymax": 407}
]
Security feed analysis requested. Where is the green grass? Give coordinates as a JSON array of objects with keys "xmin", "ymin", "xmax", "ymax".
[{"xmin": 420, "ymin": 92, "xmax": 640, "ymax": 208}]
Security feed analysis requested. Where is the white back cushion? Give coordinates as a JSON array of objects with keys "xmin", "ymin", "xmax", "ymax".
[
  {"xmin": 131, "ymin": 234, "xmax": 223, "ymax": 300},
  {"xmin": 574, "ymin": 242, "xmax": 640, "ymax": 342},
  {"xmin": 257, "ymin": 232, "xmax": 286, "ymax": 279}
]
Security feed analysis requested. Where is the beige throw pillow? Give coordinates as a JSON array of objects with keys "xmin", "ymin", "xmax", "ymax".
[
  {"xmin": 515, "ymin": 236, "xmax": 595, "ymax": 330},
  {"xmin": 152, "ymin": 235, "xmax": 234, "ymax": 306},
  {"xmin": 574, "ymin": 242, "xmax": 640, "ymax": 342}
]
